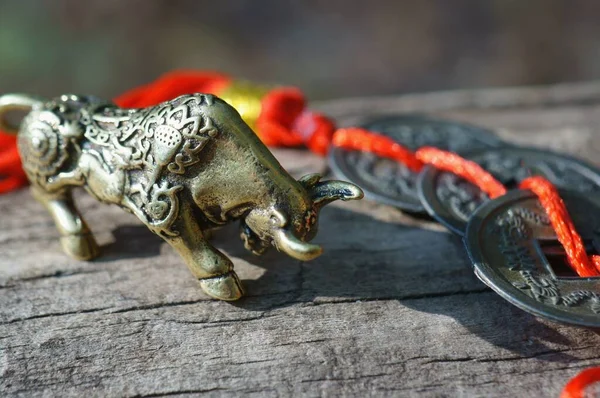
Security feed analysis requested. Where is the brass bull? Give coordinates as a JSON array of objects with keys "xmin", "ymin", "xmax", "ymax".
[{"xmin": 0, "ymin": 93, "xmax": 363, "ymax": 300}]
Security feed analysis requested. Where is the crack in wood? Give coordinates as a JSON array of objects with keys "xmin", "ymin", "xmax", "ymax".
[
  {"xmin": 3, "ymin": 306, "xmax": 115, "ymax": 324},
  {"xmin": 133, "ymin": 388, "xmax": 226, "ymax": 398}
]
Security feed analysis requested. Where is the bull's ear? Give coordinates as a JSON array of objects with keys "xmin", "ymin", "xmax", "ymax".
[
  {"xmin": 311, "ymin": 180, "xmax": 364, "ymax": 210},
  {"xmin": 298, "ymin": 173, "xmax": 322, "ymax": 189}
]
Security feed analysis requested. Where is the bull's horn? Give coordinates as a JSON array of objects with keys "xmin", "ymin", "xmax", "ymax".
[
  {"xmin": 311, "ymin": 180, "xmax": 364, "ymax": 209},
  {"xmin": 0, "ymin": 94, "xmax": 45, "ymax": 134},
  {"xmin": 273, "ymin": 229, "xmax": 323, "ymax": 261}
]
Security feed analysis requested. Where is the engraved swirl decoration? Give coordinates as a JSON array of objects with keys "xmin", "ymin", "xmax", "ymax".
[{"xmin": 18, "ymin": 113, "xmax": 70, "ymax": 179}]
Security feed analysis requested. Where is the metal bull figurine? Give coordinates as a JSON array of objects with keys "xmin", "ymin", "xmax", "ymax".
[{"xmin": 0, "ymin": 93, "xmax": 363, "ymax": 300}]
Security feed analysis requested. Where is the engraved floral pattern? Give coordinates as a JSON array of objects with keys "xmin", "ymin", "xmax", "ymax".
[{"xmin": 55, "ymin": 94, "xmax": 220, "ymax": 236}]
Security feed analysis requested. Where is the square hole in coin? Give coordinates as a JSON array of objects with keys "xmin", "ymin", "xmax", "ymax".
[{"xmin": 536, "ymin": 238, "xmax": 599, "ymax": 278}]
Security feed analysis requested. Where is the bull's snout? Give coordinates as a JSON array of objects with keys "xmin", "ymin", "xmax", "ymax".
[
  {"xmin": 241, "ymin": 175, "xmax": 363, "ymax": 261},
  {"xmin": 242, "ymin": 207, "xmax": 324, "ymax": 261}
]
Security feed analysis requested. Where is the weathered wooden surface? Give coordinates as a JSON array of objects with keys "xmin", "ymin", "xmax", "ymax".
[{"xmin": 3, "ymin": 82, "xmax": 600, "ymax": 397}]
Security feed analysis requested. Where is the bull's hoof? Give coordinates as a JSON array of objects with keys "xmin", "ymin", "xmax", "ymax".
[
  {"xmin": 199, "ymin": 271, "xmax": 244, "ymax": 301},
  {"xmin": 60, "ymin": 233, "xmax": 100, "ymax": 261}
]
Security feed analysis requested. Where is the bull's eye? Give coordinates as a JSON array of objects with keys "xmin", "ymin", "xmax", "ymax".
[{"xmin": 304, "ymin": 209, "xmax": 318, "ymax": 231}]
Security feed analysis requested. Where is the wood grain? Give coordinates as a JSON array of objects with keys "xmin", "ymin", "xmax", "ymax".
[{"xmin": 3, "ymin": 83, "xmax": 600, "ymax": 397}]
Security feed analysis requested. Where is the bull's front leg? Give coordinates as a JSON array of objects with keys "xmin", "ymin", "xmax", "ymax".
[
  {"xmin": 31, "ymin": 186, "xmax": 100, "ymax": 260},
  {"xmin": 163, "ymin": 202, "xmax": 244, "ymax": 301}
]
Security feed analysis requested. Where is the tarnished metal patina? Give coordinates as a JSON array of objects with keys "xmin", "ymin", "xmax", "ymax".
[
  {"xmin": 466, "ymin": 189, "xmax": 600, "ymax": 327},
  {"xmin": 0, "ymin": 93, "xmax": 363, "ymax": 301}
]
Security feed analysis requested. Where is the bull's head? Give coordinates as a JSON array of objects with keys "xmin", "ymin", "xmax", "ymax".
[{"xmin": 240, "ymin": 173, "xmax": 363, "ymax": 261}]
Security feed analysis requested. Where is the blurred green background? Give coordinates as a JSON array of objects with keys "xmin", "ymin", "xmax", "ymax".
[{"xmin": 1, "ymin": 0, "xmax": 599, "ymax": 100}]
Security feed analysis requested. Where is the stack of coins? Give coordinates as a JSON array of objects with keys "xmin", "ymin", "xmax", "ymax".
[{"xmin": 329, "ymin": 115, "xmax": 600, "ymax": 327}]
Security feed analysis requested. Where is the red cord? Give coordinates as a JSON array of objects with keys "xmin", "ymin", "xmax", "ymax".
[
  {"xmin": 332, "ymin": 128, "xmax": 424, "ymax": 172},
  {"xmin": 114, "ymin": 70, "xmax": 232, "ymax": 108},
  {"xmin": 561, "ymin": 367, "xmax": 600, "ymax": 398},
  {"xmin": 519, "ymin": 177, "xmax": 600, "ymax": 276},
  {"xmin": 332, "ymin": 129, "xmax": 507, "ymax": 198},
  {"xmin": 415, "ymin": 147, "xmax": 508, "ymax": 199}
]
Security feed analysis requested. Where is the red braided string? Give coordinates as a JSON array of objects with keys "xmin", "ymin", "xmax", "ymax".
[
  {"xmin": 561, "ymin": 367, "xmax": 600, "ymax": 398},
  {"xmin": 415, "ymin": 147, "xmax": 508, "ymax": 199},
  {"xmin": 520, "ymin": 176, "xmax": 600, "ymax": 276},
  {"xmin": 114, "ymin": 70, "xmax": 232, "ymax": 108},
  {"xmin": 332, "ymin": 128, "xmax": 424, "ymax": 172}
]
